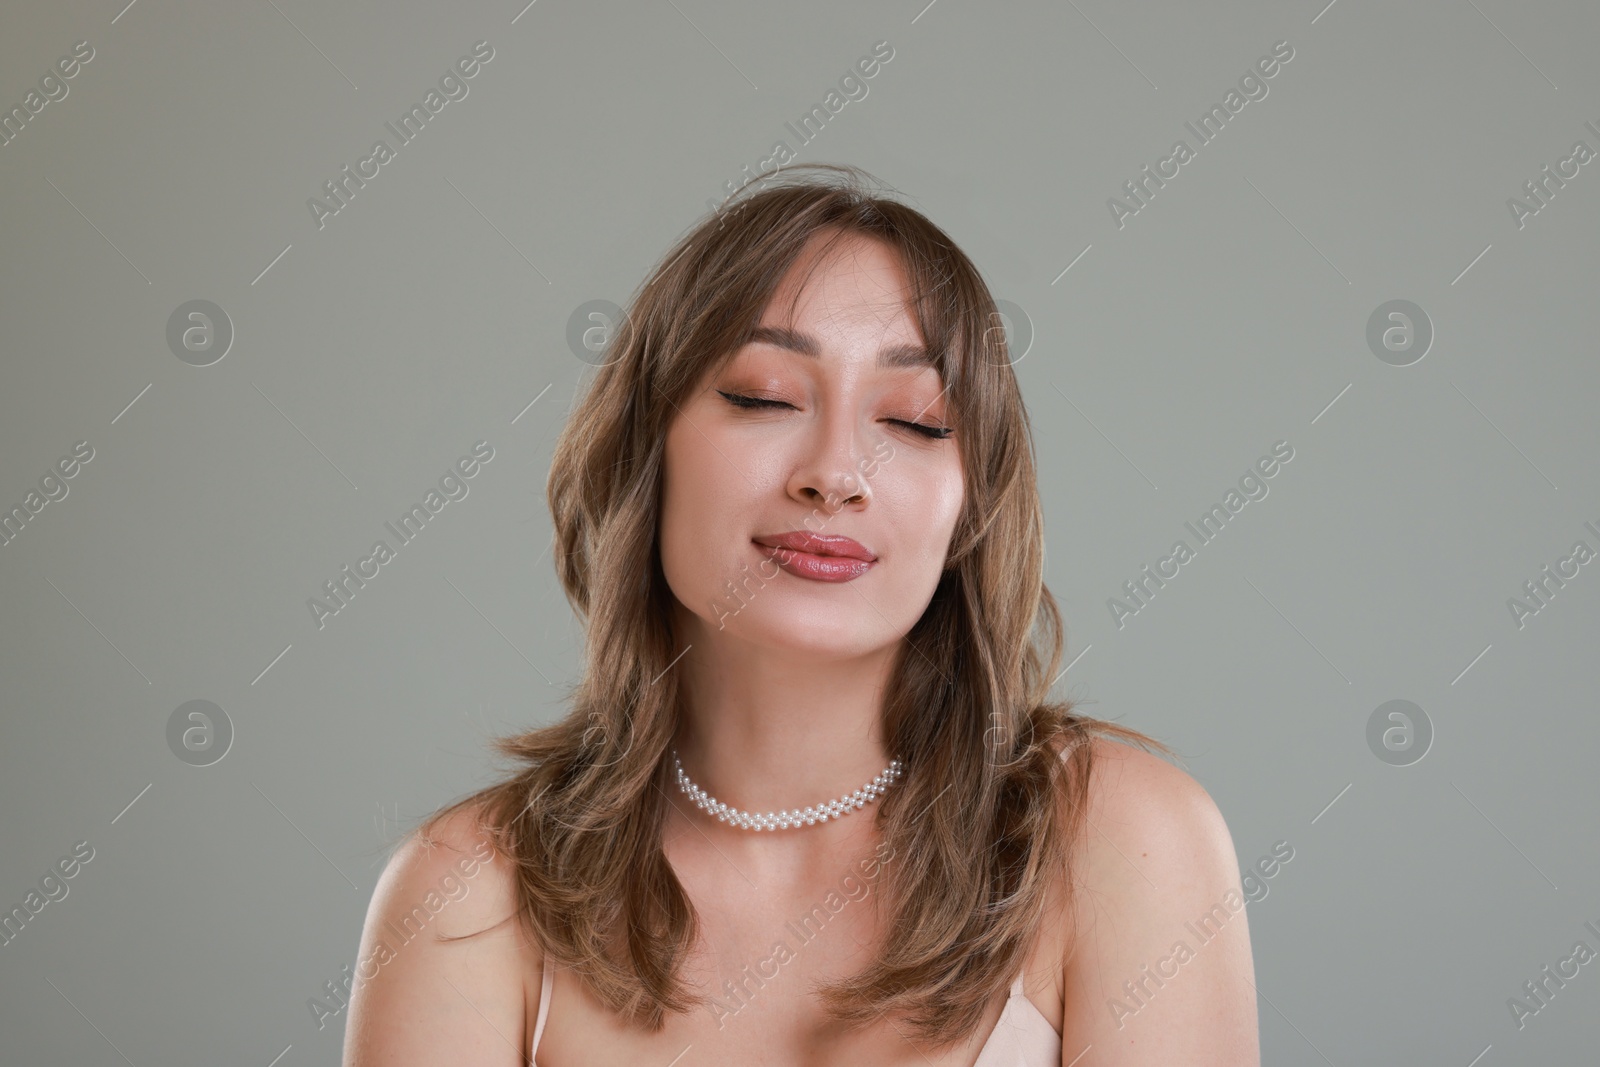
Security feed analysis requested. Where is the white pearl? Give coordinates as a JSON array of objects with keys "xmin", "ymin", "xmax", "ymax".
[{"xmin": 671, "ymin": 748, "xmax": 904, "ymax": 832}]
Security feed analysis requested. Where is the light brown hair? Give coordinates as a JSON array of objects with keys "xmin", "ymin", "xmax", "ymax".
[{"xmin": 419, "ymin": 162, "xmax": 1172, "ymax": 1047}]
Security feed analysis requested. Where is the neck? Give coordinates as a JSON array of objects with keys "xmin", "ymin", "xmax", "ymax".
[{"xmin": 665, "ymin": 609, "xmax": 902, "ymax": 859}]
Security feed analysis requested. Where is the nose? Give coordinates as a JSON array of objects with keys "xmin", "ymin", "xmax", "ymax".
[{"xmin": 787, "ymin": 411, "xmax": 876, "ymax": 515}]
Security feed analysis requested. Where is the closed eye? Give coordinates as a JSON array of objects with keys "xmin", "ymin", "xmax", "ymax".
[{"xmin": 716, "ymin": 391, "xmax": 952, "ymax": 440}]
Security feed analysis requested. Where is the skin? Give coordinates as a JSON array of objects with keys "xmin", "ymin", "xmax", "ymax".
[
  {"xmin": 342, "ymin": 231, "xmax": 1260, "ymax": 1066},
  {"xmin": 656, "ymin": 227, "xmax": 965, "ymax": 888}
]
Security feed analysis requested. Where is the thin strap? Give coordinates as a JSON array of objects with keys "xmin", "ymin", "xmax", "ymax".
[
  {"xmin": 530, "ymin": 953, "xmax": 554, "ymax": 1059},
  {"xmin": 1009, "ymin": 962, "xmax": 1026, "ymax": 998}
]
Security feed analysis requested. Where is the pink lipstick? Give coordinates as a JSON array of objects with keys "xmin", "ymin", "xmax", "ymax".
[{"xmin": 752, "ymin": 530, "xmax": 877, "ymax": 583}]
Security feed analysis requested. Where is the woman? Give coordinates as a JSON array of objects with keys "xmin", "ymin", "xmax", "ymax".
[{"xmin": 343, "ymin": 164, "xmax": 1260, "ymax": 1066}]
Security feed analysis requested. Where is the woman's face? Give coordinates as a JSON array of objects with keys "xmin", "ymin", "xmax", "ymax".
[{"xmin": 659, "ymin": 231, "xmax": 965, "ymax": 659}]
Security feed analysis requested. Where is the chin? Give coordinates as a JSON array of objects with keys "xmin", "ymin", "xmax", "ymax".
[
  {"xmin": 742, "ymin": 619, "xmax": 888, "ymax": 659},
  {"xmin": 727, "ymin": 595, "xmax": 909, "ymax": 655}
]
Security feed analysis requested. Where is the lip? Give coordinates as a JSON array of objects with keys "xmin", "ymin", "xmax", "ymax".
[
  {"xmin": 752, "ymin": 530, "xmax": 877, "ymax": 561},
  {"xmin": 751, "ymin": 531, "xmax": 877, "ymax": 584}
]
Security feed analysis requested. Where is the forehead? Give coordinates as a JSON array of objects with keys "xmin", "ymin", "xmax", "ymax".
[
  {"xmin": 741, "ymin": 324, "xmax": 934, "ymax": 371},
  {"xmin": 751, "ymin": 232, "xmax": 931, "ymax": 368}
]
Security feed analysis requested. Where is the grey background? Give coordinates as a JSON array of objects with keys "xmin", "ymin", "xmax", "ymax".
[{"xmin": 2, "ymin": 0, "xmax": 1596, "ymax": 1063}]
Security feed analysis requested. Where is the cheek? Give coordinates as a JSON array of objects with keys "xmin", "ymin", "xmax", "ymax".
[
  {"xmin": 659, "ymin": 429, "xmax": 710, "ymax": 571},
  {"xmin": 900, "ymin": 459, "xmax": 963, "ymax": 535},
  {"xmin": 874, "ymin": 456, "xmax": 963, "ymax": 569},
  {"xmin": 930, "ymin": 467, "xmax": 964, "ymax": 533},
  {"xmin": 659, "ymin": 422, "xmax": 759, "ymax": 597}
]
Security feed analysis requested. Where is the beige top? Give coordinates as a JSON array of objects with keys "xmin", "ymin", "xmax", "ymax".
[{"xmin": 528, "ymin": 952, "xmax": 1063, "ymax": 1066}]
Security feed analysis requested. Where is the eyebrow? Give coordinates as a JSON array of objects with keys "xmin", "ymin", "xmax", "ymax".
[{"xmin": 745, "ymin": 325, "xmax": 935, "ymax": 369}]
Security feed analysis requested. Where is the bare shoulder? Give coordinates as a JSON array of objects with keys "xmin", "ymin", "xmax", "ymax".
[
  {"xmin": 369, "ymin": 803, "xmax": 525, "ymax": 941},
  {"xmin": 1054, "ymin": 736, "xmax": 1261, "ymax": 1065},
  {"xmin": 343, "ymin": 802, "xmax": 533, "ymax": 1066},
  {"xmin": 1077, "ymin": 737, "xmax": 1227, "ymax": 849}
]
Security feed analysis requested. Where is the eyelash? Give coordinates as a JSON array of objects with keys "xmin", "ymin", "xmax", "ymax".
[{"xmin": 717, "ymin": 391, "xmax": 953, "ymax": 440}]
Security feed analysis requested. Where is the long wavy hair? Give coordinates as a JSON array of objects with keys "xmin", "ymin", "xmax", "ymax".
[{"xmin": 419, "ymin": 162, "xmax": 1173, "ymax": 1047}]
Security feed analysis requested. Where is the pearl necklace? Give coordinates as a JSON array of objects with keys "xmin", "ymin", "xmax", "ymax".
[{"xmin": 670, "ymin": 747, "xmax": 905, "ymax": 831}]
